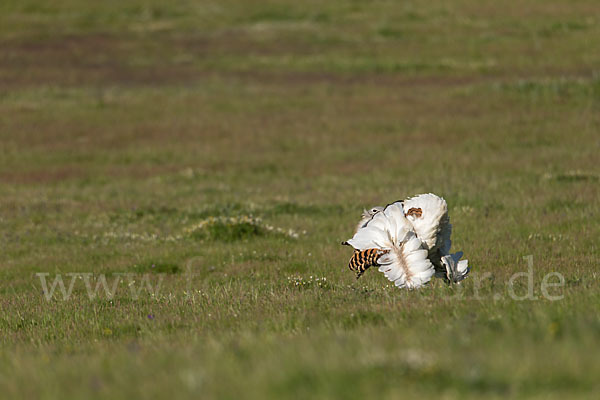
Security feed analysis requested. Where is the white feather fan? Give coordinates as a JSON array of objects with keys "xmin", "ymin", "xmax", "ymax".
[
  {"xmin": 401, "ymin": 193, "xmax": 469, "ymax": 283},
  {"xmin": 345, "ymin": 202, "xmax": 435, "ymax": 289},
  {"xmin": 402, "ymin": 193, "xmax": 449, "ymax": 253}
]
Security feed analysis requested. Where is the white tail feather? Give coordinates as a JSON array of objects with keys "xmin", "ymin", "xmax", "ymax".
[{"xmin": 377, "ymin": 234, "xmax": 434, "ymax": 289}]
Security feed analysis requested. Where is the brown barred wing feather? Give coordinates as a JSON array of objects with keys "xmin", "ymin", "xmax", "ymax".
[{"xmin": 348, "ymin": 248, "xmax": 389, "ymax": 279}]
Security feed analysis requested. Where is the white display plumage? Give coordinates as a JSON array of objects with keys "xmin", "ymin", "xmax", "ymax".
[
  {"xmin": 343, "ymin": 193, "xmax": 470, "ymax": 288},
  {"xmin": 346, "ymin": 202, "xmax": 434, "ymax": 289}
]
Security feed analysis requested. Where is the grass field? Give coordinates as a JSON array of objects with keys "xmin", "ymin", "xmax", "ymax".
[{"xmin": 1, "ymin": 0, "xmax": 599, "ymax": 398}]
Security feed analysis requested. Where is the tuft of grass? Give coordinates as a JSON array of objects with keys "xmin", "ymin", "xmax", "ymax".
[
  {"xmin": 187, "ymin": 216, "xmax": 265, "ymax": 242},
  {"xmin": 267, "ymin": 202, "xmax": 345, "ymax": 217}
]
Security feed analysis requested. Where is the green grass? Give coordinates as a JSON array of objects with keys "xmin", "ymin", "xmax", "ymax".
[{"xmin": 1, "ymin": 0, "xmax": 599, "ymax": 398}]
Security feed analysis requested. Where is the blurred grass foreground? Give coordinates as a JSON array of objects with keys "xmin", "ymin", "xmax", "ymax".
[{"xmin": 1, "ymin": 1, "xmax": 599, "ymax": 399}]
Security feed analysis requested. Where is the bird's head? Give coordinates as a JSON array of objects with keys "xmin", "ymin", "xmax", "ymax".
[{"xmin": 363, "ymin": 206, "xmax": 383, "ymax": 219}]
